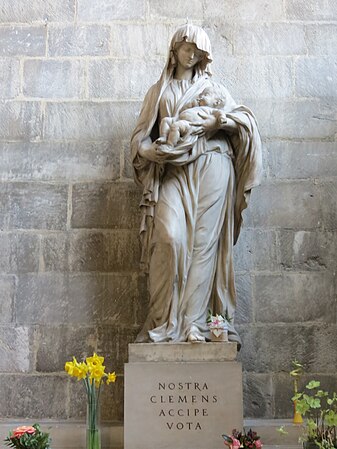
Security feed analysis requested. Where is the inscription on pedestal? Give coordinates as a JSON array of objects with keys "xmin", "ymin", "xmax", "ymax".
[
  {"xmin": 150, "ymin": 381, "xmax": 217, "ymax": 431},
  {"xmin": 125, "ymin": 361, "xmax": 243, "ymax": 449}
]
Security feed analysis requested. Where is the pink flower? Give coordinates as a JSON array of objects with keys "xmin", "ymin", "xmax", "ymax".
[
  {"xmin": 231, "ymin": 437, "xmax": 241, "ymax": 449},
  {"xmin": 12, "ymin": 426, "xmax": 36, "ymax": 438},
  {"xmin": 255, "ymin": 439, "xmax": 262, "ymax": 449}
]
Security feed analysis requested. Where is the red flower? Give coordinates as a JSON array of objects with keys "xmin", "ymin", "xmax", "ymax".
[{"xmin": 12, "ymin": 426, "xmax": 36, "ymax": 438}]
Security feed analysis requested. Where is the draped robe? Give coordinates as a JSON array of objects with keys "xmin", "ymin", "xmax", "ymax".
[{"xmin": 131, "ymin": 73, "xmax": 262, "ymax": 346}]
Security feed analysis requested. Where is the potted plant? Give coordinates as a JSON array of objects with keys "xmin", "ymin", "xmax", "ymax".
[
  {"xmin": 4, "ymin": 424, "xmax": 51, "ymax": 448},
  {"xmin": 222, "ymin": 428, "xmax": 263, "ymax": 448},
  {"xmin": 207, "ymin": 311, "xmax": 229, "ymax": 342},
  {"xmin": 293, "ymin": 380, "xmax": 337, "ymax": 449}
]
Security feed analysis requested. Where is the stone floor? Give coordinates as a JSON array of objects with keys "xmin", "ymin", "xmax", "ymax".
[{"xmin": 0, "ymin": 418, "xmax": 302, "ymax": 448}]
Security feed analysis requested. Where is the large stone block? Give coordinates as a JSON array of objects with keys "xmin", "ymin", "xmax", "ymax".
[
  {"xmin": 0, "ymin": 374, "xmax": 68, "ymax": 418},
  {"xmin": 101, "ymin": 274, "xmax": 139, "ymax": 326},
  {"xmin": 0, "ymin": 58, "xmax": 20, "ymax": 99},
  {"xmin": 16, "ymin": 272, "xmax": 138, "ymax": 326},
  {"xmin": 203, "ymin": 23, "xmax": 234, "ymax": 57},
  {"xmin": 243, "ymin": 372, "xmax": 273, "ymax": 418},
  {"xmin": 234, "ymin": 229, "xmax": 279, "ymax": 272},
  {"xmin": 0, "ymin": 0, "xmax": 74, "ymax": 22},
  {"xmin": 245, "ymin": 181, "xmax": 321, "ymax": 229},
  {"xmin": 279, "ymin": 230, "xmax": 336, "ymax": 271},
  {"xmin": 44, "ymin": 101, "xmax": 140, "ymax": 141},
  {"xmin": 215, "ymin": 57, "xmax": 293, "ymax": 99},
  {"xmin": 16, "ymin": 273, "xmax": 69, "ymax": 325},
  {"xmin": 111, "ymin": 23, "xmax": 172, "ymax": 58},
  {"xmin": 0, "ymin": 101, "xmax": 42, "ymax": 140},
  {"xmin": 247, "ymin": 99, "xmax": 337, "ymax": 140},
  {"xmin": 77, "ymin": 0, "xmax": 146, "ymax": 21},
  {"xmin": 71, "ymin": 182, "xmax": 141, "ymax": 230},
  {"xmin": 69, "ymin": 230, "xmax": 140, "ymax": 272},
  {"xmin": 311, "ymin": 325, "xmax": 337, "ymax": 372},
  {"xmin": 238, "ymin": 324, "xmax": 315, "ymax": 373},
  {"xmin": 286, "ymin": 0, "xmax": 337, "ymax": 20},
  {"xmin": 296, "ymin": 57, "xmax": 337, "ymax": 98},
  {"xmin": 69, "ymin": 231, "xmax": 106, "ymax": 272},
  {"xmin": 0, "ymin": 232, "xmax": 39, "ymax": 273},
  {"xmin": 48, "ymin": 25, "xmax": 110, "ymax": 57},
  {"xmin": 320, "ymin": 181, "xmax": 337, "ymax": 229},
  {"xmin": 66, "ymin": 274, "xmax": 106, "ymax": 324},
  {"xmin": 35, "ymin": 325, "xmax": 97, "ymax": 372},
  {"xmin": 272, "ymin": 372, "xmax": 296, "ymax": 418},
  {"xmin": 0, "ymin": 182, "xmax": 68, "ymax": 230},
  {"xmin": 233, "ymin": 23, "xmax": 306, "ymax": 55},
  {"xmin": 235, "ymin": 273, "xmax": 253, "ymax": 325},
  {"xmin": 88, "ymin": 59, "xmax": 163, "ymax": 100},
  {"xmin": 0, "ymin": 326, "xmax": 31, "ymax": 372},
  {"xmin": 41, "ymin": 232, "xmax": 69, "ymax": 272},
  {"xmin": 0, "ymin": 25, "xmax": 46, "ymax": 56},
  {"xmin": 306, "ymin": 24, "xmax": 337, "ymax": 56},
  {"xmin": 267, "ymin": 141, "xmax": 337, "ymax": 179},
  {"xmin": 0, "ymin": 141, "xmax": 118, "ymax": 181},
  {"xmin": 254, "ymin": 272, "xmax": 336, "ymax": 323},
  {"xmin": 204, "ymin": 0, "xmax": 284, "ymax": 21},
  {"xmin": 148, "ymin": 0, "xmax": 203, "ymax": 19},
  {"xmin": 23, "ymin": 59, "xmax": 85, "ymax": 98},
  {"xmin": 0, "ymin": 275, "xmax": 15, "ymax": 323}
]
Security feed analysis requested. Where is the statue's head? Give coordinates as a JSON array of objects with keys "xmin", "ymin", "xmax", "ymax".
[{"xmin": 168, "ymin": 24, "xmax": 213, "ymax": 75}]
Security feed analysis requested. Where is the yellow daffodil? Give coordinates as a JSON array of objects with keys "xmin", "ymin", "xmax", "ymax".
[
  {"xmin": 73, "ymin": 362, "xmax": 88, "ymax": 380},
  {"xmin": 86, "ymin": 352, "xmax": 104, "ymax": 371},
  {"xmin": 90, "ymin": 365, "xmax": 105, "ymax": 383},
  {"xmin": 106, "ymin": 372, "xmax": 117, "ymax": 384},
  {"xmin": 65, "ymin": 361, "xmax": 75, "ymax": 375}
]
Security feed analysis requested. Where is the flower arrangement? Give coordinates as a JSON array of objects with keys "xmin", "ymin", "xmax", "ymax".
[
  {"xmin": 293, "ymin": 379, "xmax": 337, "ymax": 448},
  {"xmin": 65, "ymin": 353, "xmax": 117, "ymax": 449},
  {"xmin": 207, "ymin": 310, "xmax": 229, "ymax": 341},
  {"xmin": 222, "ymin": 428, "xmax": 263, "ymax": 449},
  {"xmin": 4, "ymin": 424, "xmax": 51, "ymax": 449}
]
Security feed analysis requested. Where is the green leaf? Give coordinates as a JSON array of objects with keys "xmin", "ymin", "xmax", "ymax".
[{"xmin": 307, "ymin": 380, "xmax": 320, "ymax": 390}]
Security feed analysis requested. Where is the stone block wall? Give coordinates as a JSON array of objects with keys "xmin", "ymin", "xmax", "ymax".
[{"xmin": 0, "ymin": 0, "xmax": 336, "ymax": 421}]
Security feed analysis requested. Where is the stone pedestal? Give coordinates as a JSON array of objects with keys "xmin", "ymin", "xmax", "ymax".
[{"xmin": 124, "ymin": 343, "xmax": 243, "ymax": 449}]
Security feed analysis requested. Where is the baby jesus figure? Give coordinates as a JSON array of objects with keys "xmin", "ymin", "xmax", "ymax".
[{"xmin": 157, "ymin": 87, "xmax": 228, "ymax": 148}]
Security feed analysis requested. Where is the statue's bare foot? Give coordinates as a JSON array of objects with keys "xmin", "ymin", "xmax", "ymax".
[{"xmin": 187, "ymin": 326, "xmax": 205, "ymax": 343}]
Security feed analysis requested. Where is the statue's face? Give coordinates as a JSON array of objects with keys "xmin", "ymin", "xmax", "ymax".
[{"xmin": 175, "ymin": 42, "xmax": 203, "ymax": 70}]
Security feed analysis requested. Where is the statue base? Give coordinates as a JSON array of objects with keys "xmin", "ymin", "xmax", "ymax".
[{"xmin": 124, "ymin": 342, "xmax": 243, "ymax": 449}]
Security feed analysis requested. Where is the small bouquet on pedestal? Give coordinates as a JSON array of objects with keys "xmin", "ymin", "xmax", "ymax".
[
  {"xmin": 65, "ymin": 352, "xmax": 117, "ymax": 449},
  {"xmin": 207, "ymin": 311, "xmax": 229, "ymax": 342},
  {"xmin": 4, "ymin": 424, "xmax": 51, "ymax": 449},
  {"xmin": 223, "ymin": 428, "xmax": 263, "ymax": 448}
]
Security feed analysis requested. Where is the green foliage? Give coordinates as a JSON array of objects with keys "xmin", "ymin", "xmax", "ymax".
[
  {"xmin": 4, "ymin": 424, "xmax": 51, "ymax": 449},
  {"xmin": 293, "ymin": 380, "xmax": 337, "ymax": 447}
]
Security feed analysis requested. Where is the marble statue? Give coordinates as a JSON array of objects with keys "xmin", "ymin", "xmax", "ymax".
[{"xmin": 131, "ymin": 24, "xmax": 262, "ymax": 347}]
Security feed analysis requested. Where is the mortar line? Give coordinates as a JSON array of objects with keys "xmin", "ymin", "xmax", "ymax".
[{"xmin": 66, "ymin": 184, "xmax": 73, "ymax": 230}]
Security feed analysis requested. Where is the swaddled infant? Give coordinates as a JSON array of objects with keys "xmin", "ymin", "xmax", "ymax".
[{"xmin": 157, "ymin": 87, "xmax": 228, "ymax": 147}]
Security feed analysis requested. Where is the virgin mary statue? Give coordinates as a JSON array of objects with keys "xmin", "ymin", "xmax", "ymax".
[{"xmin": 131, "ymin": 24, "xmax": 262, "ymax": 347}]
